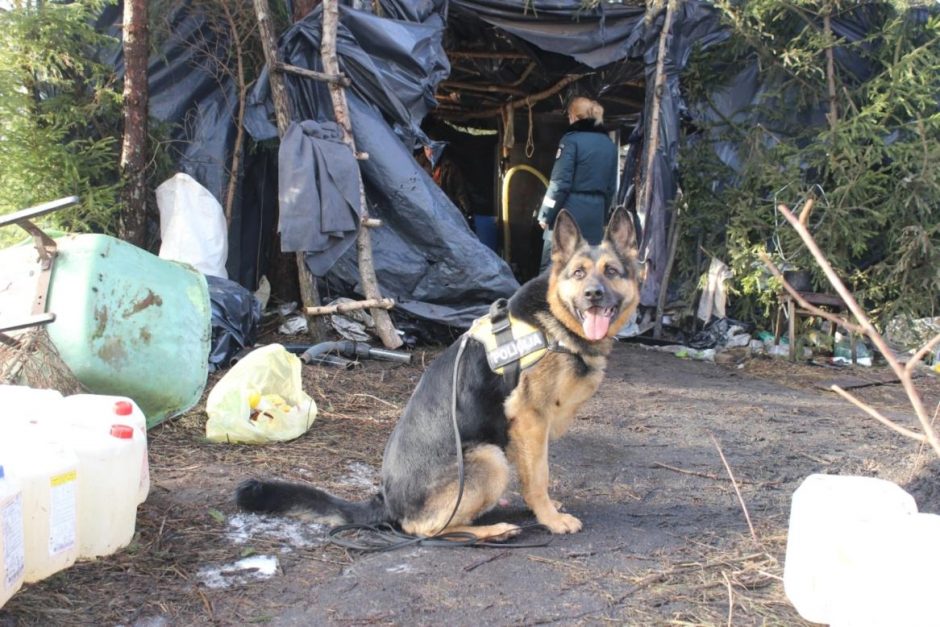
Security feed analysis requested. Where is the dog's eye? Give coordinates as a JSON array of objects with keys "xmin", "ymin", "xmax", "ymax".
[
  {"xmin": 572, "ymin": 268, "xmax": 586, "ymax": 280},
  {"xmin": 604, "ymin": 266, "xmax": 621, "ymax": 279}
]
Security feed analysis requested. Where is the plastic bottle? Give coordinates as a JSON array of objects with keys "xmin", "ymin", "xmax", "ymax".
[
  {"xmin": 0, "ymin": 425, "xmax": 80, "ymax": 583},
  {"xmin": 784, "ymin": 474, "xmax": 918, "ymax": 624},
  {"xmin": 0, "ymin": 465, "xmax": 25, "ymax": 609},
  {"xmin": 69, "ymin": 424, "xmax": 139, "ymax": 559},
  {"xmin": 59, "ymin": 394, "xmax": 150, "ymax": 505}
]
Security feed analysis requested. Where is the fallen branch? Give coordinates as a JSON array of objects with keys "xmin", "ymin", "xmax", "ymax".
[
  {"xmin": 652, "ymin": 462, "xmax": 779, "ymax": 487},
  {"xmin": 829, "ymin": 385, "xmax": 926, "ymax": 442},
  {"xmin": 305, "ymin": 298, "xmax": 394, "ymax": 316},
  {"xmin": 722, "ymin": 570, "xmax": 734, "ymax": 627},
  {"xmin": 710, "ymin": 433, "xmax": 758, "ymax": 543}
]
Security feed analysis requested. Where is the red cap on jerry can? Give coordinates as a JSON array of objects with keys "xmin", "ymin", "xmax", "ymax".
[
  {"xmin": 110, "ymin": 424, "xmax": 134, "ymax": 439},
  {"xmin": 114, "ymin": 400, "xmax": 134, "ymax": 416}
]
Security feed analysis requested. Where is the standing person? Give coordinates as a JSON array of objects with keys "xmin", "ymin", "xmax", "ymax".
[{"xmin": 537, "ymin": 97, "xmax": 618, "ymax": 271}]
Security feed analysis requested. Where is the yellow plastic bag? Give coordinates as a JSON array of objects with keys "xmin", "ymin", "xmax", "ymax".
[{"xmin": 205, "ymin": 344, "xmax": 317, "ymax": 444}]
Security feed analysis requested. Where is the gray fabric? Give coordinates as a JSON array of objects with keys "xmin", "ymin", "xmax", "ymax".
[{"xmin": 278, "ymin": 121, "xmax": 363, "ymax": 277}]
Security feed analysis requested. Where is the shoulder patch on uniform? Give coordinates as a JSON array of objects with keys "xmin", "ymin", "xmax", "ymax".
[{"xmin": 555, "ymin": 145, "xmax": 563, "ymax": 159}]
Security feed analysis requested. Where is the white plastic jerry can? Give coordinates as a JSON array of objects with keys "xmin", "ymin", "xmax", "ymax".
[
  {"xmin": 60, "ymin": 394, "xmax": 150, "ymax": 504},
  {"xmin": 784, "ymin": 473, "xmax": 919, "ymax": 625},
  {"xmin": 0, "ymin": 465, "xmax": 25, "ymax": 609},
  {"xmin": 69, "ymin": 424, "xmax": 140, "ymax": 559},
  {"xmin": 0, "ymin": 428, "xmax": 80, "ymax": 583}
]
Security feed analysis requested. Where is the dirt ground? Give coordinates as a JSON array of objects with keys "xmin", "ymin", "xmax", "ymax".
[{"xmin": 2, "ymin": 340, "xmax": 938, "ymax": 626}]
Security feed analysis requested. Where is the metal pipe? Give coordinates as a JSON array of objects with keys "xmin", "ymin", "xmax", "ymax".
[{"xmin": 364, "ymin": 346, "xmax": 412, "ymax": 364}]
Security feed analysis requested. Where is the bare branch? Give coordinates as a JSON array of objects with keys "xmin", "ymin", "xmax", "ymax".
[{"xmin": 710, "ymin": 434, "xmax": 758, "ymax": 544}]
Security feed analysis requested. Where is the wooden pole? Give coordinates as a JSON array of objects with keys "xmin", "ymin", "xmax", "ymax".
[
  {"xmin": 642, "ymin": 0, "xmax": 678, "ymax": 336},
  {"xmin": 443, "ymin": 74, "xmax": 585, "ymax": 120},
  {"xmin": 653, "ymin": 202, "xmax": 681, "ymax": 340},
  {"xmin": 639, "ymin": 0, "xmax": 677, "ymax": 219},
  {"xmin": 252, "ymin": 0, "xmax": 330, "ymax": 341},
  {"xmin": 320, "ymin": 0, "xmax": 403, "ymax": 349},
  {"xmin": 220, "ymin": 0, "xmax": 246, "ymax": 226}
]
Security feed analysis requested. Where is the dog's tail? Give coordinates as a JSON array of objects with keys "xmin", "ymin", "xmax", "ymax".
[{"xmin": 235, "ymin": 479, "xmax": 388, "ymax": 526}]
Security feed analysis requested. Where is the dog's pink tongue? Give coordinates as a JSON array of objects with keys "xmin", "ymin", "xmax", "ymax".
[{"xmin": 582, "ymin": 307, "xmax": 610, "ymax": 340}]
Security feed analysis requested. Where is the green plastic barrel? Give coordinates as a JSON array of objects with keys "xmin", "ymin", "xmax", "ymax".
[{"xmin": 34, "ymin": 235, "xmax": 210, "ymax": 427}]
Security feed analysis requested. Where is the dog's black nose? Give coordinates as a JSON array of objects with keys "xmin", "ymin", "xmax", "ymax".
[{"xmin": 584, "ymin": 284, "xmax": 604, "ymax": 303}]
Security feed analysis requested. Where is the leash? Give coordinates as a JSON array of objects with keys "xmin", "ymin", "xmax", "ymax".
[{"xmin": 327, "ymin": 332, "xmax": 552, "ymax": 553}]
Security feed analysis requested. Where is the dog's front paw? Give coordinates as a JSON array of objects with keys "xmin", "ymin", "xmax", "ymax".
[{"xmin": 539, "ymin": 512, "xmax": 583, "ymax": 534}]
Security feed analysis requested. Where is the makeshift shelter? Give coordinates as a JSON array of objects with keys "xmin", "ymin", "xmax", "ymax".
[{"xmin": 97, "ymin": 0, "xmax": 736, "ymax": 332}]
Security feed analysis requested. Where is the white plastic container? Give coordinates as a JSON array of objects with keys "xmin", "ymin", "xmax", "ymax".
[
  {"xmin": 784, "ymin": 474, "xmax": 919, "ymax": 624},
  {"xmin": 60, "ymin": 394, "xmax": 150, "ymax": 504},
  {"xmin": 828, "ymin": 512, "xmax": 940, "ymax": 627},
  {"xmin": 68, "ymin": 424, "xmax": 139, "ymax": 559},
  {"xmin": 0, "ymin": 465, "xmax": 25, "ymax": 609},
  {"xmin": 0, "ymin": 384, "xmax": 63, "ymax": 423},
  {"xmin": 0, "ymin": 426, "xmax": 80, "ymax": 583}
]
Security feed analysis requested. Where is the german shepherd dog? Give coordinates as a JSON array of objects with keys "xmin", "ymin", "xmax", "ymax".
[{"xmin": 236, "ymin": 208, "xmax": 640, "ymax": 541}]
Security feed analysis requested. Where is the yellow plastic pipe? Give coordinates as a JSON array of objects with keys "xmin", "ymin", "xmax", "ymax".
[{"xmin": 500, "ymin": 164, "xmax": 549, "ymax": 262}]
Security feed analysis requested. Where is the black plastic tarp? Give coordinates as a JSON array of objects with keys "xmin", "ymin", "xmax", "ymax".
[
  {"xmin": 245, "ymin": 2, "xmax": 520, "ymax": 328},
  {"xmin": 449, "ymin": 0, "xmax": 646, "ymax": 69}
]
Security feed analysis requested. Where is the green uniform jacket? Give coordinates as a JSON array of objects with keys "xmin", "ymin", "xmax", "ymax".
[{"xmin": 537, "ymin": 119, "xmax": 618, "ymax": 245}]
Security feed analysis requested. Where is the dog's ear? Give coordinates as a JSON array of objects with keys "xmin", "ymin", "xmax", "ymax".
[
  {"xmin": 604, "ymin": 207, "xmax": 638, "ymax": 260},
  {"xmin": 551, "ymin": 210, "xmax": 584, "ymax": 266}
]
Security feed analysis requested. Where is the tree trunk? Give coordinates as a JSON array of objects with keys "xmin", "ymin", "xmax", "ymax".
[
  {"xmin": 252, "ymin": 0, "xmax": 291, "ymax": 138},
  {"xmin": 119, "ymin": 0, "xmax": 149, "ymax": 247},
  {"xmin": 252, "ymin": 0, "xmax": 330, "ymax": 341},
  {"xmin": 320, "ymin": 0, "xmax": 402, "ymax": 349}
]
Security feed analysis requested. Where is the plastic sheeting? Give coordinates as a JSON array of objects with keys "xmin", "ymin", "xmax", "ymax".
[
  {"xmin": 102, "ymin": 0, "xmax": 756, "ymax": 323},
  {"xmin": 206, "ymin": 276, "xmax": 262, "ymax": 371},
  {"xmin": 245, "ymin": 3, "xmax": 520, "ymax": 328},
  {"xmin": 449, "ymin": 0, "xmax": 646, "ymax": 69}
]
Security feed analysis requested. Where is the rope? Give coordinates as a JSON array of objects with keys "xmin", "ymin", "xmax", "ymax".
[{"xmin": 525, "ymin": 100, "xmax": 535, "ymax": 159}]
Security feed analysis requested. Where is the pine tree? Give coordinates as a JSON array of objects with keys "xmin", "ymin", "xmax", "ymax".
[
  {"xmin": 0, "ymin": 0, "xmax": 122, "ymax": 244},
  {"xmin": 679, "ymin": 2, "xmax": 940, "ymax": 325}
]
